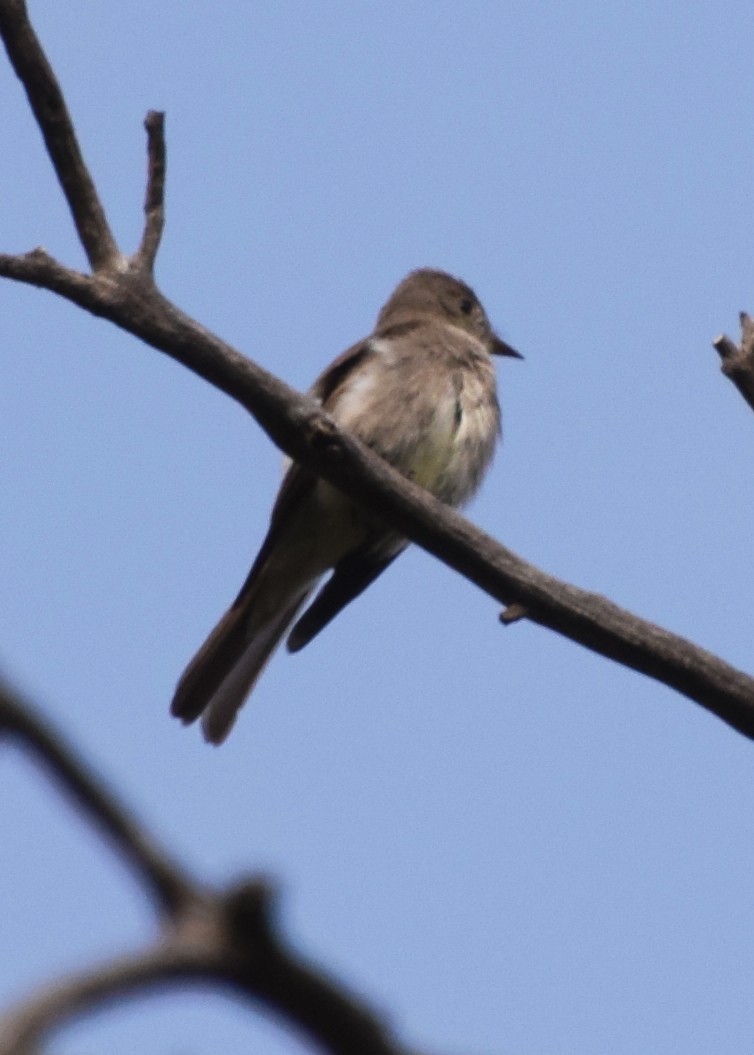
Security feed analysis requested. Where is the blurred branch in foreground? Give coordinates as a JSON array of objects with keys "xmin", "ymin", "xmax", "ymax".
[{"xmin": 0, "ymin": 677, "xmax": 417, "ymax": 1055}]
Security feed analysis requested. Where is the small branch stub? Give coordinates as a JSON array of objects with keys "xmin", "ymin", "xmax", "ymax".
[
  {"xmin": 713, "ymin": 334, "xmax": 739, "ymax": 361},
  {"xmin": 713, "ymin": 312, "xmax": 754, "ymax": 415},
  {"xmin": 500, "ymin": 602, "xmax": 528, "ymax": 625}
]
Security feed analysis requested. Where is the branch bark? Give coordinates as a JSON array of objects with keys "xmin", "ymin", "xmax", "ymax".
[{"xmin": 1, "ymin": 0, "xmax": 754, "ymax": 745}]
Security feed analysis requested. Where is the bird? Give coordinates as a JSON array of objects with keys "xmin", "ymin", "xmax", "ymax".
[{"xmin": 171, "ymin": 268, "xmax": 522, "ymax": 743}]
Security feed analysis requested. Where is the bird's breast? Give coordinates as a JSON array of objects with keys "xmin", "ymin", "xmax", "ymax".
[{"xmin": 332, "ymin": 337, "xmax": 500, "ymax": 507}]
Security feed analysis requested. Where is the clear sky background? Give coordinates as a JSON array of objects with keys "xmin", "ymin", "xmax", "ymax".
[{"xmin": 2, "ymin": 2, "xmax": 754, "ymax": 1053}]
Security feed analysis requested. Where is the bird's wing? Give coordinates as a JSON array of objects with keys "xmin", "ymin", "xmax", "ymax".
[
  {"xmin": 248, "ymin": 340, "xmax": 376, "ymax": 561},
  {"xmin": 310, "ymin": 338, "xmax": 376, "ymax": 406},
  {"xmin": 171, "ymin": 341, "xmax": 379, "ymax": 727},
  {"xmin": 282, "ymin": 336, "xmax": 411, "ymax": 652},
  {"xmin": 286, "ymin": 542, "xmax": 406, "ymax": 653},
  {"xmin": 221, "ymin": 339, "xmax": 379, "ymax": 606}
]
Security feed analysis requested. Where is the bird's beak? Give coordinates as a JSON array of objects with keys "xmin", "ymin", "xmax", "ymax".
[{"xmin": 491, "ymin": 334, "xmax": 524, "ymax": 359}]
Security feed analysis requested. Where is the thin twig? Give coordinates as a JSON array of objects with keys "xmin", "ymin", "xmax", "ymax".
[
  {"xmin": 0, "ymin": 0, "xmax": 120, "ymax": 271},
  {"xmin": 0, "ymin": 679, "xmax": 193, "ymax": 917},
  {"xmin": 134, "ymin": 110, "xmax": 166, "ymax": 271}
]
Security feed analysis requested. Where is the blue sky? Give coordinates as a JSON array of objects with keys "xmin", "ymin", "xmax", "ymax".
[{"xmin": 2, "ymin": 2, "xmax": 754, "ymax": 1052}]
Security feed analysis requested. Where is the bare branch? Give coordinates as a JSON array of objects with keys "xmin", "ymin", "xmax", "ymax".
[
  {"xmin": 134, "ymin": 110, "xmax": 166, "ymax": 272},
  {"xmin": 714, "ymin": 312, "xmax": 754, "ymax": 415},
  {"xmin": 0, "ymin": 0, "xmax": 120, "ymax": 270},
  {"xmin": 0, "ymin": 678, "xmax": 193, "ymax": 917}
]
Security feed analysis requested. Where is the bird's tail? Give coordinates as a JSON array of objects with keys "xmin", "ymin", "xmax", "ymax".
[{"xmin": 171, "ymin": 586, "xmax": 311, "ymax": 745}]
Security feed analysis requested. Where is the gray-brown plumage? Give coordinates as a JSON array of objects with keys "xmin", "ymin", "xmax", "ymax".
[{"xmin": 171, "ymin": 269, "xmax": 521, "ymax": 743}]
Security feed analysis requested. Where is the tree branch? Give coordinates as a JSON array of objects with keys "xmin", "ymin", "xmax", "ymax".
[
  {"xmin": 0, "ymin": 678, "xmax": 193, "ymax": 918},
  {"xmin": 2, "ymin": 2, "xmax": 754, "ymax": 747},
  {"xmin": 0, "ymin": 0, "xmax": 120, "ymax": 271},
  {"xmin": 133, "ymin": 110, "xmax": 166, "ymax": 272},
  {"xmin": 713, "ymin": 312, "xmax": 754, "ymax": 415},
  {"xmin": 0, "ymin": 688, "xmax": 425, "ymax": 1055}
]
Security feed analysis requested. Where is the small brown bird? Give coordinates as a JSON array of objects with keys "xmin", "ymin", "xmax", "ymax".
[{"xmin": 171, "ymin": 269, "xmax": 521, "ymax": 743}]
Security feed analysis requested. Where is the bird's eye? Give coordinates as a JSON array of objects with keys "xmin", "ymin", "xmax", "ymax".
[{"xmin": 459, "ymin": 297, "xmax": 474, "ymax": 316}]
